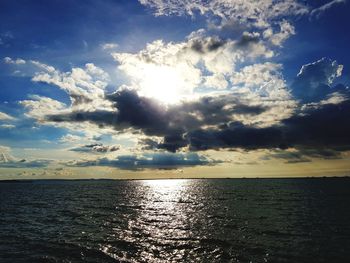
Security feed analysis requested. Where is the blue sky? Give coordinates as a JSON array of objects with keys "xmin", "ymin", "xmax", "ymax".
[{"xmin": 1, "ymin": 0, "xmax": 350, "ymax": 178}]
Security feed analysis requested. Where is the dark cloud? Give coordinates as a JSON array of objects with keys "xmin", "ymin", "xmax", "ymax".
[
  {"xmin": 283, "ymin": 100, "xmax": 350, "ymax": 150},
  {"xmin": 187, "ymin": 122, "xmax": 284, "ymax": 151},
  {"xmin": 188, "ymin": 36, "xmax": 227, "ymax": 53},
  {"xmin": 269, "ymin": 150, "xmax": 312, "ymax": 163},
  {"xmin": 68, "ymin": 152, "xmax": 219, "ymax": 170},
  {"xmin": 268, "ymin": 148, "xmax": 342, "ymax": 164},
  {"xmin": 186, "ymin": 98, "xmax": 350, "ymax": 153},
  {"xmin": 70, "ymin": 143, "xmax": 120, "ymax": 153},
  {"xmin": 41, "ymin": 58, "xmax": 350, "ymax": 160},
  {"xmin": 46, "ymin": 86, "xmax": 350, "ymax": 155},
  {"xmin": 235, "ymin": 32, "xmax": 260, "ymax": 48},
  {"xmin": 47, "ymin": 88, "xmax": 268, "ymax": 144}
]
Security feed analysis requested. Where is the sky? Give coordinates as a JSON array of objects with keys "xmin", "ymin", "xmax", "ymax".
[{"xmin": 0, "ymin": 0, "xmax": 350, "ymax": 179}]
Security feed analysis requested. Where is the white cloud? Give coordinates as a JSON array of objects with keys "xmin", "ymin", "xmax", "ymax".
[
  {"xmin": 30, "ymin": 60, "xmax": 55, "ymax": 73},
  {"xmin": 20, "ymin": 95, "xmax": 67, "ymax": 120},
  {"xmin": 112, "ymin": 31, "xmax": 275, "ymax": 103},
  {"xmin": 0, "ymin": 111, "xmax": 15, "ymax": 120},
  {"xmin": 231, "ymin": 63, "xmax": 283, "ymax": 88},
  {"xmin": 139, "ymin": 0, "xmax": 308, "ymax": 28},
  {"xmin": 0, "ymin": 145, "xmax": 53, "ymax": 168},
  {"xmin": 311, "ymin": 0, "xmax": 346, "ymax": 18},
  {"xmin": 230, "ymin": 62, "xmax": 296, "ymax": 126},
  {"xmin": 203, "ymin": 74, "xmax": 228, "ymax": 89},
  {"xmin": 101, "ymin": 42, "xmax": 119, "ymax": 50},
  {"xmin": 112, "ymin": 40, "xmax": 202, "ymax": 103},
  {"xmin": 0, "ymin": 124, "xmax": 15, "ymax": 129},
  {"xmin": 302, "ymin": 92, "xmax": 349, "ymax": 111},
  {"xmin": 31, "ymin": 62, "xmax": 112, "ymax": 111},
  {"xmin": 0, "ymin": 146, "xmax": 16, "ymax": 163},
  {"xmin": 60, "ymin": 134, "xmax": 82, "ymax": 143},
  {"xmin": 3, "ymin": 57, "xmax": 26, "ymax": 65},
  {"xmin": 263, "ymin": 20, "xmax": 295, "ymax": 46}
]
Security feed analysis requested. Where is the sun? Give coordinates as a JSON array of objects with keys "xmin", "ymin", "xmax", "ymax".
[{"xmin": 136, "ymin": 63, "xmax": 197, "ymax": 104}]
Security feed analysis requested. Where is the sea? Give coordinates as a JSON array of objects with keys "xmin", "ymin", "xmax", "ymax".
[{"xmin": 0, "ymin": 178, "xmax": 349, "ymax": 263}]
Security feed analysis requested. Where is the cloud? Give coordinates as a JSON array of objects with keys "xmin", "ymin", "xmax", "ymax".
[
  {"xmin": 139, "ymin": 0, "xmax": 308, "ymax": 28},
  {"xmin": 111, "ymin": 32, "xmax": 275, "ymax": 104},
  {"xmin": 282, "ymin": 99, "xmax": 350, "ymax": 151},
  {"xmin": 17, "ymin": 45, "xmax": 350, "ymax": 163},
  {"xmin": 263, "ymin": 20, "xmax": 295, "ymax": 46},
  {"xmin": 269, "ymin": 148, "xmax": 342, "ymax": 163},
  {"xmin": 0, "ymin": 111, "xmax": 15, "ymax": 121},
  {"xmin": 0, "ymin": 159, "xmax": 53, "ymax": 168},
  {"xmin": 43, "ymin": 86, "xmax": 291, "ymax": 147},
  {"xmin": 186, "ymin": 122, "xmax": 284, "ymax": 151},
  {"xmin": 311, "ymin": 0, "xmax": 347, "ymax": 18},
  {"xmin": 68, "ymin": 152, "xmax": 219, "ymax": 170},
  {"xmin": 178, "ymin": 97, "xmax": 350, "ymax": 153},
  {"xmin": 30, "ymin": 60, "xmax": 55, "ymax": 73},
  {"xmin": 18, "ymin": 54, "xmax": 295, "ymax": 153},
  {"xmin": 269, "ymin": 149, "xmax": 312, "ymax": 163},
  {"xmin": 70, "ymin": 143, "xmax": 120, "ymax": 153},
  {"xmin": 3, "ymin": 57, "xmax": 26, "ymax": 65},
  {"xmin": 20, "ymin": 95, "xmax": 67, "ymax": 120},
  {"xmin": 0, "ymin": 145, "xmax": 13, "ymax": 161},
  {"xmin": 291, "ymin": 58, "xmax": 344, "ymax": 103},
  {"xmin": 0, "ymin": 124, "xmax": 15, "ymax": 129},
  {"xmin": 0, "ymin": 145, "xmax": 52, "ymax": 168},
  {"xmin": 60, "ymin": 134, "xmax": 82, "ymax": 143},
  {"xmin": 30, "ymin": 62, "xmax": 111, "ymax": 110},
  {"xmin": 101, "ymin": 42, "xmax": 119, "ymax": 50}
]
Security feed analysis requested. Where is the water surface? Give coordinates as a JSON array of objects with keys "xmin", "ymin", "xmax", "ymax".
[{"xmin": 1, "ymin": 178, "xmax": 350, "ymax": 262}]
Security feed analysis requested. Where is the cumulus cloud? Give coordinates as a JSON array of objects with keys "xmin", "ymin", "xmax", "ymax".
[
  {"xmin": 30, "ymin": 62, "xmax": 111, "ymax": 111},
  {"xmin": 263, "ymin": 20, "xmax": 295, "ymax": 46},
  {"xmin": 112, "ymin": 32, "xmax": 275, "ymax": 104},
  {"xmin": 15, "ymin": 42, "xmax": 350, "ymax": 163},
  {"xmin": 68, "ymin": 152, "xmax": 219, "ymax": 170},
  {"xmin": 44, "ymin": 86, "xmax": 294, "ymax": 152},
  {"xmin": 15, "ymin": 57, "xmax": 304, "ymax": 154}
]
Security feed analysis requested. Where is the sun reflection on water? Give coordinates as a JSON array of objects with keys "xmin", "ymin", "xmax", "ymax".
[
  {"xmin": 143, "ymin": 179, "xmax": 188, "ymax": 190},
  {"xmin": 142, "ymin": 179, "xmax": 190, "ymax": 206}
]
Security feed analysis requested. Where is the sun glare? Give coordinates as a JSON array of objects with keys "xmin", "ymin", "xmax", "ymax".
[{"xmin": 136, "ymin": 64, "xmax": 196, "ymax": 104}]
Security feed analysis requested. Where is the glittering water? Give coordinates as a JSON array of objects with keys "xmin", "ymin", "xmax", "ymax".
[{"xmin": 1, "ymin": 178, "xmax": 350, "ymax": 262}]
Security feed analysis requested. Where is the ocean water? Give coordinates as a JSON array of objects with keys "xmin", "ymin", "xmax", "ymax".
[{"xmin": 0, "ymin": 178, "xmax": 350, "ymax": 263}]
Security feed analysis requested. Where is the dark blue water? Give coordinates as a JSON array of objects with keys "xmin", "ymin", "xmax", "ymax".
[{"xmin": 1, "ymin": 178, "xmax": 350, "ymax": 262}]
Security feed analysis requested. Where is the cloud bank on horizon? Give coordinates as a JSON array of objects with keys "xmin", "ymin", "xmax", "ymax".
[{"xmin": 0, "ymin": 0, "xmax": 349, "ymax": 174}]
